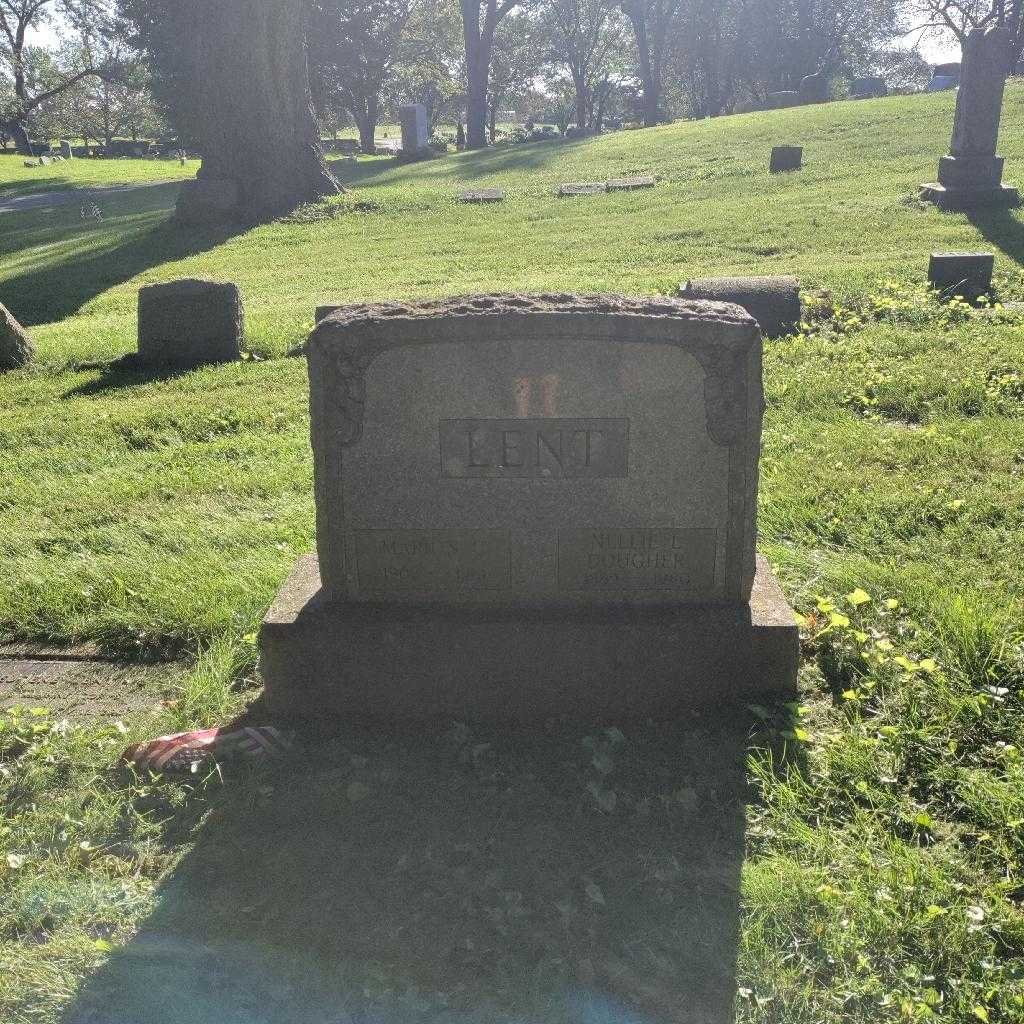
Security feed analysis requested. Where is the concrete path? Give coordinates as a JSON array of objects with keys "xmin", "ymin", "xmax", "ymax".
[{"xmin": 0, "ymin": 180, "xmax": 181, "ymax": 215}]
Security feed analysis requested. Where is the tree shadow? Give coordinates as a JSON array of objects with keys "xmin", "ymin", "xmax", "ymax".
[
  {"xmin": 59, "ymin": 707, "xmax": 781, "ymax": 1024},
  {"xmin": 331, "ymin": 139, "xmax": 590, "ymax": 189},
  {"xmin": 0, "ymin": 185, "xmax": 244, "ymax": 327},
  {"xmin": 963, "ymin": 205, "xmax": 1024, "ymax": 266}
]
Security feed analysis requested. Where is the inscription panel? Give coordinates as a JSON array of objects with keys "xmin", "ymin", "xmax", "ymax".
[
  {"xmin": 440, "ymin": 418, "xmax": 629, "ymax": 479},
  {"xmin": 355, "ymin": 530, "xmax": 510, "ymax": 592},
  {"xmin": 558, "ymin": 528, "xmax": 718, "ymax": 591}
]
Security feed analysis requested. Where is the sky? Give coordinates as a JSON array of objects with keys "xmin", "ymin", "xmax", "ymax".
[{"xmin": 26, "ymin": 17, "xmax": 962, "ymax": 65}]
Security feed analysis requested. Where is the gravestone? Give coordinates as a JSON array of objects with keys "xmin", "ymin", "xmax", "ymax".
[
  {"xmin": 460, "ymin": 188, "xmax": 505, "ymax": 203},
  {"xmin": 607, "ymin": 175, "xmax": 656, "ymax": 191},
  {"xmin": 260, "ymin": 294, "xmax": 799, "ymax": 723},
  {"xmin": 558, "ymin": 181, "xmax": 607, "ymax": 196},
  {"xmin": 921, "ymin": 26, "xmax": 1020, "ymax": 210},
  {"xmin": 679, "ymin": 277, "xmax": 801, "ymax": 338},
  {"xmin": 799, "ymin": 72, "xmax": 830, "ymax": 104},
  {"xmin": 137, "ymin": 279, "xmax": 244, "ymax": 364},
  {"xmin": 0, "ymin": 302, "xmax": 34, "ymax": 372},
  {"xmin": 770, "ymin": 145, "xmax": 803, "ymax": 173},
  {"xmin": 59, "ymin": 140, "xmax": 73, "ymax": 159},
  {"xmin": 399, "ymin": 104, "xmax": 429, "ymax": 156},
  {"xmin": 928, "ymin": 252, "xmax": 995, "ymax": 299},
  {"xmin": 850, "ymin": 77, "xmax": 887, "ymax": 99}
]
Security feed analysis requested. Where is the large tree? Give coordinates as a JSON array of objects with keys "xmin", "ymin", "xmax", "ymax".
[
  {"xmin": 310, "ymin": 0, "xmax": 413, "ymax": 155},
  {"xmin": 0, "ymin": 0, "xmax": 111, "ymax": 153},
  {"xmin": 122, "ymin": 0, "xmax": 340, "ymax": 223},
  {"xmin": 459, "ymin": 0, "xmax": 528, "ymax": 148},
  {"xmin": 619, "ymin": 0, "xmax": 680, "ymax": 126}
]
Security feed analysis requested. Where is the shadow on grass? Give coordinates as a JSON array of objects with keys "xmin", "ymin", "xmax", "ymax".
[
  {"xmin": 62, "ymin": 354, "xmax": 203, "ymax": 398},
  {"xmin": 964, "ymin": 205, "xmax": 1024, "ymax": 265},
  {"xmin": 60, "ymin": 709, "xmax": 775, "ymax": 1024},
  {"xmin": 0, "ymin": 185, "xmax": 243, "ymax": 327},
  {"xmin": 331, "ymin": 138, "xmax": 592, "ymax": 189}
]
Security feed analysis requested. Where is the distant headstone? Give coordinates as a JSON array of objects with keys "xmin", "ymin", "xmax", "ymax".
[
  {"xmin": 926, "ymin": 75, "xmax": 958, "ymax": 93},
  {"xmin": 399, "ymin": 104, "xmax": 429, "ymax": 155},
  {"xmin": 137, "ymin": 279, "xmax": 244, "ymax": 365},
  {"xmin": 799, "ymin": 72, "xmax": 830, "ymax": 104},
  {"xmin": 607, "ymin": 175, "xmax": 656, "ymax": 191},
  {"xmin": 335, "ymin": 139, "xmax": 361, "ymax": 156},
  {"xmin": 850, "ymin": 77, "xmax": 887, "ymax": 99},
  {"xmin": 460, "ymin": 188, "xmax": 505, "ymax": 203},
  {"xmin": 678, "ymin": 276, "xmax": 801, "ymax": 338},
  {"xmin": 260, "ymin": 294, "xmax": 799, "ymax": 723},
  {"xmin": 0, "ymin": 303, "xmax": 34, "ymax": 372},
  {"xmin": 38, "ymin": 155, "xmax": 51, "ymax": 166},
  {"xmin": 770, "ymin": 146, "xmax": 803, "ymax": 173},
  {"xmin": 922, "ymin": 26, "xmax": 1019, "ymax": 210},
  {"xmin": 59, "ymin": 140, "xmax": 73, "ymax": 159},
  {"xmin": 558, "ymin": 181, "xmax": 607, "ymax": 196},
  {"xmin": 765, "ymin": 92, "xmax": 800, "ymax": 109},
  {"xmin": 928, "ymin": 252, "xmax": 995, "ymax": 298}
]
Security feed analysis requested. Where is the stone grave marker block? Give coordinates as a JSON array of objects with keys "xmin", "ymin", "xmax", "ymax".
[
  {"xmin": 398, "ymin": 104, "xmax": 429, "ymax": 155},
  {"xmin": 260, "ymin": 294, "xmax": 799, "ymax": 723},
  {"xmin": 558, "ymin": 181, "xmax": 607, "ymax": 196},
  {"xmin": 607, "ymin": 175, "xmax": 656, "ymax": 191},
  {"xmin": 922, "ymin": 26, "xmax": 1020, "ymax": 209},
  {"xmin": 460, "ymin": 188, "xmax": 506, "ymax": 203},
  {"xmin": 679, "ymin": 276, "xmax": 801, "ymax": 338},
  {"xmin": 770, "ymin": 146, "xmax": 803, "ymax": 173},
  {"xmin": 928, "ymin": 252, "xmax": 995, "ymax": 298},
  {"xmin": 137, "ymin": 279, "xmax": 243, "ymax": 365}
]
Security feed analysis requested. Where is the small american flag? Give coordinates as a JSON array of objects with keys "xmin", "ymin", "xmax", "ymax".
[{"xmin": 125, "ymin": 726, "xmax": 293, "ymax": 773}]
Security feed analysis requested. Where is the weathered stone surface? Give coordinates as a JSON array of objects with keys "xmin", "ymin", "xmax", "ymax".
[
  {"xmin": 399, "ymin": 103, "xmax": 429, "ymax": 154},
  {"xmin": 137, "ymin": 279, "xmax": 243, "ymax": 365},
  {"xmin": 0, "ymin": 303, "xmax": 34, "ymax": 371},
  {"xmin": 850, "ymin": 77, "xmax": 887, "ymax": 98},
  {"xmin": 558, "ymin": 181, "xmax": 607, "ymax": 196},
  {"xmin": 922, "ymin": 26, "xmax": 1019, "ymax": 210},
  {"xmin": 798, "ymin": 72, "xmax": 830, "ymax": 104},
  {"xmin": 679, "ymin": 276, "xmax": 801, "ymax": 338},
  {"xmin": 307, "ymin": 293, "xmax": 763, "ymax": 606},
  {"xmin": 176, "ymin": 177, "xmax": 241, "ymax": 224},
  {"xmin": 770, "ymin": 146, "xmax": 803, "ymax": 173},
  {"xmin": 460, "ymin": 188, "xmax": 505, "ymax": 202},
  {"xmin": 607, "ymin": 175, "xmax": 656, "ymax": 191},
  {"xmin": 260, "ymin": 554, "xmax": 798, "ymax": 723},
  {"xmin": 263, "ymin": 292, "xmax": 799, "ymax": 723},
  {"xmin": 928, "ymin": 252, "xmax": 995, "ymax": 298}
]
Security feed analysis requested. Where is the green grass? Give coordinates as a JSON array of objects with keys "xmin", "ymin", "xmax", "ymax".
[
  {"xmin": 2, "ymin": 88, "xmax": 1024, "ymax": 1022},
  {"xmin": 0, "ymin": 154, "xmax": 199, "ymax": 201}
]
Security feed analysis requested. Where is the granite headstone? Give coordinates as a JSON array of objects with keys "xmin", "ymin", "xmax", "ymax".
[{"xmin": 260, "ymin": 294, "xmax": 799, "ymax": 723}]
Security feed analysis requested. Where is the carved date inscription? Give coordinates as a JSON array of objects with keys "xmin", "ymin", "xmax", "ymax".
[{"xmin": 440, "ymin": 418, "xmax": 629, "ymax": 479}]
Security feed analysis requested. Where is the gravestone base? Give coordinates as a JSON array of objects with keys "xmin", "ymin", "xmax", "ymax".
[
  {"xmin": 260, "ymin": 554, "xmax": 799, "ymax": 726},
  {"xmin": 919, "ymin": 181, "xmax": 1020, "ymax": 211}
]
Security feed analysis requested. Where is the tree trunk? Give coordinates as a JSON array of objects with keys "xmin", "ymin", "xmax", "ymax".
[
  {"xmin": 12, "ymin": 121, "xmax": 32, "ymax": 156},
  {"xmin": 625, "ymin": 5, "xmax": 659, "ymax": 126},
  {"xmin": 173, "ymin": 0, "xmax": 340, "ymax": 223},
  {"xmin": 573, "ymin": 75, "xmax": 589, "ymax": 132},
  {"xmin": 466, "ymin": 52, "xmax": 489, "ymax": 148}
]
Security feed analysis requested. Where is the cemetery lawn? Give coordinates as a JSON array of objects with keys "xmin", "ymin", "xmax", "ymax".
[
  {"xmin": 0, "ymin": 154, "xmax": 200, "ymax": 201},
  {"xmin": 2, "ymin": 88, "xmax": 1024, "ymax": 1022}
]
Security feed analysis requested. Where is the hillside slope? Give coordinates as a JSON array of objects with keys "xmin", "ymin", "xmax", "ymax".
[{"xmin": 0, "ymin": 85, "xmax": 1022, "ymax": 360}]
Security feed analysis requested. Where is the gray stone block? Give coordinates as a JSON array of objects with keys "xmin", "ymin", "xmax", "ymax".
[
  {"xmin": 260, "ymin": 553, "xmax": 799, "ymax": 724},
  {"xmin": 137, "ymin": 279, "xmax": 244, "ymax": 365},
  {"xmin": 0, "ymin": 303, "xmax": 34, "ymax": 372},
  {"xmin": 678, "ymin": 276, "xmax": 801, "ymax": 338},
  {"xmin": 460, "ymin": 188, "xmax": 505, "ymax": 202},
  {"xmin": 928, "ymin": 252, "xmax": 995, "ymax": 297},
  {"xmin": 607, "ymin": 175, "xmax": 656, "ymax": 191},
  {"xmin": 770, "ymin": 146, "xmax": 803, "ymax": 173},
  {"xmin": 558, "ymin": 181, "xmax": 607, "ymax": 196}
]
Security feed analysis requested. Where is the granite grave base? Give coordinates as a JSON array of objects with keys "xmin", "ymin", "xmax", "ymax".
[
  {"xmin": 919, "ymin": 182, "xmax": 1020, "ymax": 211},
  {"xmin": 260, "ymin": 554, "xmax": 799, "ymax": 725}
]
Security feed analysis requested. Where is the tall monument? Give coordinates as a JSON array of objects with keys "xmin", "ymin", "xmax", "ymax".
[{"xmin": 922, "ymin": 26, "xmax": 1020, "ymax": 210}]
